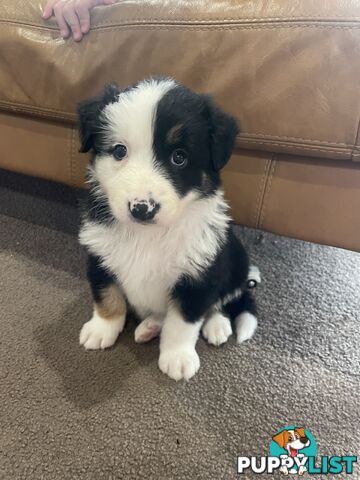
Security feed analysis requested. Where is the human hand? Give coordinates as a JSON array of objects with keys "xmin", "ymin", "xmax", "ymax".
[{"xmin": 42, "ymin": 0, "xmax": 116, "ymax": 41}]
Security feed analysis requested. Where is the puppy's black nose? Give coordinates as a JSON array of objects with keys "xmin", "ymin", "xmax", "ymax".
[
  {"xmin": 128, "ymin": 199, "xmax": 160, "ymax": 222},
  {"xmin": 300, "ymin": 436, "xmax": 308, "ymax": 445}
]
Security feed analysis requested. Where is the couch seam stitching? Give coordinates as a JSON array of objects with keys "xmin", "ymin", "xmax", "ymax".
[
  {"xmin": 253, "ymin": 157, "xmax": 271, "ymax": 228},
  {"xmin": 352, "ymin": 114, "xmax": 360, "ymax": 162},
  {"xmin": 90, "ymin": 16, "xmax": 360, "ymax": 24},
  {"xmin": 3, "ymin": 16, "xmax": 360, "ymax": 26},
  {"xmin": 5, "ymin": 15, "xmax": 360, "ymax": 23},
  {"xmin": 76, "ymin": 24, "xmax": 360, "ymax": 32},
  {"xmin": 240, "ymin": 139, "xmax": 351, "ymax": 156},
  {"xmin": 70, "ymin": 126, "xmax": 77, "ymax": 186},
  {"xmin": 259, "ymin": 157, "xmax": 276, "ymax": 229},
  {"xmin": 240, "ymin": 133, "xmax": 351, "ymax": 146},
  {"xmin": 0, "ymin": 101, "xmax": 75, "ymax": 121},
  {"xmin": 2, "ymin": 19, "xmax": 360, "ymax": 30},
  {"xmin": 67, "ymin": 126, "xmax": 72, "ymax": 186}
]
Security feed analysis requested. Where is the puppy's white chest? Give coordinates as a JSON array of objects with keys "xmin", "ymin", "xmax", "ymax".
[
  {"xmin": 80, "ymin": 222, "xmax": 187, "ymax": 317},
  {"xmin": 80, "ymin": 197, "xmax": 228, "ymax": 318},
  {"xmin": 113, "ymin": 237, "xmax": 174, "ymax": 316}
]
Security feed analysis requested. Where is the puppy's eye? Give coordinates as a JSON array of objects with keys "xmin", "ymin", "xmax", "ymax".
[
  {"xmin": 171, "ymin": 149, "xmax": 188, "ymax": 168},
  {"xmin": 113, "ymin": 144, "xmax": 127, "ymax": 161}
]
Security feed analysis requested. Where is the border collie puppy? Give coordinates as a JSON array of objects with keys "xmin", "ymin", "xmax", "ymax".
[{"xmin": 78, "ymin": 78, "xmax": 259, "ymax": 381}]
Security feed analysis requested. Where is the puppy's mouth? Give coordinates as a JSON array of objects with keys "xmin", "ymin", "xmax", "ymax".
[
  {"xmin": 129, "ymin": 216, "xmax": 157, "ymax": 226},
  {"xmin": 289, "ymin": 447, "xmax": 298, "ymax": 457}
]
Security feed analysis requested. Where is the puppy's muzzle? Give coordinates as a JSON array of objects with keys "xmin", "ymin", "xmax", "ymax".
[{"xmin": 128, "ymin": 198, "xmax": 160, "ymax": 223}]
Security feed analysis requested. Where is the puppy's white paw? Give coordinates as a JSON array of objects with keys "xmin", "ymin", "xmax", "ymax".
[
  {"xmin": 158, "ymin": 349, "xmax": 200, "ymax": 381},
  {"xmin": 134, "ymin": 315, "xmax": 163, "ymax": 343},
  {"xmin": 79, "ymin": 312, "xmax": 125, "ymax": 350},
  {"xmin": 202, "ymin": 313, "xmax": 232, "ymax": 346},
  {"xmin": 236, "ymin": 312, "xmax": 257, "ymax": 344}
]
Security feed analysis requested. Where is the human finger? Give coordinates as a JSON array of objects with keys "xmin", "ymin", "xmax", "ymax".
[{"xmin": 53, "ymin": 1, "xmax": 71, "ymax": 38}]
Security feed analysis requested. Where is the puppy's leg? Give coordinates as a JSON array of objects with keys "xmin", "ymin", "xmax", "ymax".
[
  {"xmin": 202, "ymin": 310, "xmax": 232, "ymax": 346},
  {"xmin": 134, "ymin": 315, "xmax": 164, "ymax": 343},
  {"xmin": 158, "ymin": 303, "xmax": 203, "ymax": 381},
  {"xmin": 80, "ymin": 287, "xmax": 126, "ymax": 350},
  {"xmin": 80, "ymin": 255, "xmax": 126, "ymax": 350}
]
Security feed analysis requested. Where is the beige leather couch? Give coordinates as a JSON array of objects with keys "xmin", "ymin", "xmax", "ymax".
[{"xmin": 1, "ymin": 1, "xmax": 360, "ymax": 251}]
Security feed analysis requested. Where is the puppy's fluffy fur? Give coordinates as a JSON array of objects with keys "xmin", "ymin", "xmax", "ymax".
[{"xmin": 78, "ymin": 78, "xmax": 258, "ymax": 381}]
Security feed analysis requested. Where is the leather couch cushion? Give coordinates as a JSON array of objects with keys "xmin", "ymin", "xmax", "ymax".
[
  {"xmin": 1, "ymin": 0, "xmax": 360, "ymax": 161},
  {"xmin": 3, "ymin": 108, "xmax": 360, "ymax": 251}
]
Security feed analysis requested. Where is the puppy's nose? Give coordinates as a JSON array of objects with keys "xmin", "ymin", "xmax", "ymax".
[
  {"xmin": 128, "ymin": 199, "xmax": 160, "ymax": 222},
  {"xmin": 300, "ymin": 436, "xmax": 308, "ymax": 445}
]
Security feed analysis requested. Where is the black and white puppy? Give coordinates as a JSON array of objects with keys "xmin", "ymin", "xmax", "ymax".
[{"xmin": 78, "ymin": 77, "xmax": 259, "ymax": 381}]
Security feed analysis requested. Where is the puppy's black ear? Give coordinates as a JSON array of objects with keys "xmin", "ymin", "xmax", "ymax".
[
  {"xmin": 77, "ymin": 83, "xmax": 120, "ymax": 153},
  {"xmin": 204, "ymin": 97, "xmax": 239, "ymax": 171}
]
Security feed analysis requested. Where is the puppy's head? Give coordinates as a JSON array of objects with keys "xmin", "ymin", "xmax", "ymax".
[
  {"xmin": 272, "ymin": 428, "xmax": 310, "ymax": 454},
  {"xmin": 78, "ymin": 78, "xmax": 238, "ymax": 226}
]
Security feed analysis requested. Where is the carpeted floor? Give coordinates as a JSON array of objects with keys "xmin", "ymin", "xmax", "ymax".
[{"xmin": 0, "ymin": 169, "xmax": 359, "ymax": 479}]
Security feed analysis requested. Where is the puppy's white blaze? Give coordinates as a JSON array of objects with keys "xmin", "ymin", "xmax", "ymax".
[
  {"xmin": 235, "ymin": 312, "xmax": 258, "ymax": 344},
  {"xmin": 79, "ymin": 190, "xmax": 229, "ymax": 319},
  {"xmin": 94, "ymin": 151, "xmax": 180, "ymax": 226},
  {"xmin": 93, "ymin": 78, "xmax": 182, "ymax": 226},
  {"xmin": 102, "ymin": 78, "xmax": 175, "ymax": 152}
]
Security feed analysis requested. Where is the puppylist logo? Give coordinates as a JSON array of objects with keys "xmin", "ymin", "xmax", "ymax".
[{"xmin": 237, "ymin": 426, "xmax": 357, "ymax": 475}]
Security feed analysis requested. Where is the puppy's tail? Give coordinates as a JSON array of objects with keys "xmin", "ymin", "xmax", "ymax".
[
  {"xmin": 223, "ymin": 288, "xmax": 258, "ymax": 344},
  {"xmin": 234, "ymin": 290, "xmax": 258, "ymax": 344},
  {"xmin": 247, "ymin": 264, "xmax": 261, "ymax": 289},
  {"xmin": 222, "ymin": 265, "xmax": 260, "ymax": 344}
]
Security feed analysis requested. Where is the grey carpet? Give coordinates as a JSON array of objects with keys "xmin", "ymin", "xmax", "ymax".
[{"xmin": 0, "ymin": 169, "xmax": 359, "ymax": 479}]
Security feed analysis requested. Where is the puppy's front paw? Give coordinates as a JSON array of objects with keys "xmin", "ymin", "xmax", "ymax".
[
  {"xmin": 202, "ymin": 312, "xmax": 232, "ymax": 346},
  {"xmin": 158, "ymin": 349, "xmax": 200, "ymax": 381},
  {"xmin": 134, "ymin": 315, "xmax": 163, "ymax": 343},
  {"xmin": 79, "ymin": 313, "xmax": 125, "ymax": 350}
]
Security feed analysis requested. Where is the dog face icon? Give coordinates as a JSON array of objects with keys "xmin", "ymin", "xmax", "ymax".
[{"xmin": 272, "ymin": 427, "xmax": 310, "ymax": 458}]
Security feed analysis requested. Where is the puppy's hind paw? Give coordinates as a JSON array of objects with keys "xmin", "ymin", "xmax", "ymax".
[
  {"xmin": 202, "ymin": 313, "xmax": 232, "ymax": 346},
  {"xmin": 134, "ymin": 315, "xmax": 163, "ymax": 343},
  {"xmin": 235, "ymin": 312, "xmax": 257, "ymax": 344}
]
